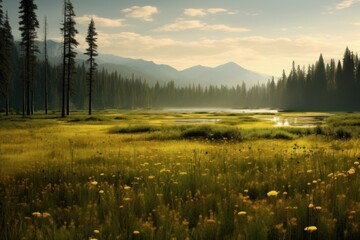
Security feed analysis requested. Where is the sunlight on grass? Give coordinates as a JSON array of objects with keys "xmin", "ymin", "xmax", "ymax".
[{"xmin": 0, "ymin": 111, "xmax": 359, "ymax": 239}]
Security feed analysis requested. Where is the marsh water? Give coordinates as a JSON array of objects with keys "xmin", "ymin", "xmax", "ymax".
[
  {"xmin": 153, "ymin": 108, "xmax": 331, "ymax": 127},
  {"xmin": 156, "ymin": 108, "xmax": 278, "ymax": 114}
]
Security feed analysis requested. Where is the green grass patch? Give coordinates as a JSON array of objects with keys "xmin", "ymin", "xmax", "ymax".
[
  {"xmin": 109, "ymin": 125, "xmax": 160, "ymax": 133},
  {"xmin": 180, "ymin": 125, "xmax": 243, "ymax": 141}
]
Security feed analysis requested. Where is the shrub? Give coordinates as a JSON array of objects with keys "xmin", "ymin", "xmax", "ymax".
[
  {"xmin": 334, "ymin": 127, "xmax": 352, "ymax": 139},
  {"xmin": 109, "ymin": 125, "xmax": 159, "ymax": 134},
  {"xmin": 180, "ymin": 125, "xmax": 242, "ymax": 141}
]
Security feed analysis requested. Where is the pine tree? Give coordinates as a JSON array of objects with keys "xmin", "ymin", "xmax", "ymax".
[
  {"xmin": 61, "ymin": 0, "xmax": 78, "ymax": 117},
  {"xmin": 19, "ymin": 0, "xmax": 39, "ymax": 115},
  {"xmin": 0, "ymin": 0, "xmax": 6, "ymax": 113},
  {"xmin": 342, "ymin": 47, "xmax": 356, "ymax": 109},
  {"xmin": 2, "ymin": 12, "xmax": 14, "ymax": 115},
  {"xmin": 44, "ymin": 16, "xmax": 48, "ymax": 114},
  {"xmin": 84, "ymin": 18, "xmax": 98, "ymax": 115},
  {"xmin": 313, "ymin": 54, "xmax": 327, "ymax": 109}
]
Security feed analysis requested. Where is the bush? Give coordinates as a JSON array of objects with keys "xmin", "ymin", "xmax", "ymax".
[
  {"xmin": 334, "ymin": 127, "xmax": 352, "ymax": 139},
  {"xmin": 109, "ymin": 125, "xmax": 159, "ymax": 134},
  {"xmin": 180, "ymin": 125, "xmax": 242, "ymax": 141},
  {"xmin": 270, "ymin": 130, "xmax": 298, "ymax": 140}
]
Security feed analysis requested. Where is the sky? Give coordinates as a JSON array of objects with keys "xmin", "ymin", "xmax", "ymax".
[{"xmin": 3, "ymin": 0, "xmax": 360, "ymax": 76}]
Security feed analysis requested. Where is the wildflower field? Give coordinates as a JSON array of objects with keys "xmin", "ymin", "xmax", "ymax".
[{"xmin": 0, "ymin": 111, "xmax": 360, "ymax": 240}]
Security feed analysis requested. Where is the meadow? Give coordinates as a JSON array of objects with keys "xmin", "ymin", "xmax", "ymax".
[{"xmin": 0, "ymin": 110, "xmax": 359, "ymax": 240}]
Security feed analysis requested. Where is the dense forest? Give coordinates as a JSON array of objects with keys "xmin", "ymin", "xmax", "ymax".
[
  {"xmin": 1, "ymin": 46, "xmax": 360, "ymax": 112},
  {"xmin": 1, "ymin": 0, "xmax": 360, "ymax": 114}
]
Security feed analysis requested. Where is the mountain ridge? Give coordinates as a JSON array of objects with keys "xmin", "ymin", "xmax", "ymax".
[{"xmin": 35, "ymin": 40, "xmax": 271, "ymax": 87}]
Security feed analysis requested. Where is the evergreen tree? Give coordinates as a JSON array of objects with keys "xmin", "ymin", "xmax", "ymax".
[
  {"xmin": 19, "ymin": 0, "xmax": 39, "ymax": 115},
  {"xmin": 61, "ymin": 0, "xmax": 78, "ymax": 117},
  {"xmin": 61, "ymin": 0, "xmax": 66, "ymax": 117},
  {"xmin": 343, "ymin": 47, "xmax": 356, "ymax": 109},
  {"xmin": 2, "ymin": 12, "xmax": 14, "ymax": 115},
  {"xmin": 313, "ymin": 54, "xmax": 327, "ymax": 109},
  {"xmin": 44, "ymin": 16, "xmax": 48, "ymax": 114},
  {"xmin": 0, "ymin": 0, "xmax": 5, "ymax": 96},
  {"xmin": 85, "ymin": 18, "xmax": 98, "ymax": 115}
]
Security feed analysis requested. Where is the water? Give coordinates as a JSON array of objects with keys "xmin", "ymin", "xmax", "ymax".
[
  {"xmin": 270, "ymin": 115, "xmax": 330, "ymax": 127},
  {"xmin": 156, "ymin": 108, "xmax": 278, "ymax": 114},
  {"xmin": 152, "ymin": 108, "xmax": 330, "ymax": 127}
]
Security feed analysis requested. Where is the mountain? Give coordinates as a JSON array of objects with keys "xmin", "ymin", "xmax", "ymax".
[
  {"xmin": 35, "ymin": 40, "xmax": 271, "ymax": 87},
  {"xmin": 180, "ymin": 62, "xmax": 269, "ymax": 87}
]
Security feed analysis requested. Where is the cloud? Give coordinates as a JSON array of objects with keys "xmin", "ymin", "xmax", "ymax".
[
  {"xmin": 157, "ymin": 19, "xmax": 250, "ymax": 32},
  {"xmin": 122, "ymin": 6, "xmax": 158, "ymax": 21},
  {"xmin": 157, "ymin": 20, "xmax": 205, "ymax": 31},
  {"xmin": 75, "ymin": 15, "xmax": 124, "ymax": 27},
  {"xmin": 335, "ymin": 0, "xmax": 360, "ymax": 10},
  {"xmin": 184, "ymin": 8, "xmax": 207, "ymax": 17},
  {"xmin": 207, "ymin": 8, "xmax": 228, "ymax": 14},
  {"xmin": 203, "ymin": 24, "xmax": 250, "ymax": 33},
  {"xmin": 184, "ymin": 8, "xmax": 232, "ymax": 17},
  {"xmin": 89, "ymin": 31, "xmax": 350, "ymax": 76}
]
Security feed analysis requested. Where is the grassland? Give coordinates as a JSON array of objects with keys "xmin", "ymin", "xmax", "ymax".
[{"xmin": 0, "ymin": 111, "xmax": 360, "ymax": 240}]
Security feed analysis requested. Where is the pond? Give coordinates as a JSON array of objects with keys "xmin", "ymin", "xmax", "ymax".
[
  {"xmin": 156, "ymin": 108, "xmax": 278, "ymax": 114},
  {"xmin": 269, "ymin": 115, "xmax": 331, "ymax": 127},
  {"xmin": 151, "ymin": 108, "xmax": 331, "ymax": 127}
]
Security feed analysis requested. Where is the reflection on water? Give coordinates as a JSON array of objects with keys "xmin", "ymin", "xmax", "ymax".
[
  {"xmin": 273, "ymin": 117, "xmax": 290, "ymax": 126},
  {"xmin": 152, "ymin": 108, "xmax": 330, "ymax": 128},
  {"xmin": 271, "ymin": 116, "xmax": 330, "ymax": 127},
  {"xmin": 174, "ymin": 118, "xmax": 220, "ymax": 124},
  {"xmin": 157, "ymin": 108, "xmax": 278, "ymax": 114}
]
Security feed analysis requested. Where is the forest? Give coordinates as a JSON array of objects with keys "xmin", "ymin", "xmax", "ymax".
[
  {"xmin": 1, "ymin": 48, "xmax": 360, "ymax": 112},
  {"xmin": 2, "ymin": 46, "xmax": 360, "ymax": 113},
  {"xmin": 1, "ymin": 0, "xmax": 360, "ymax": 114}
]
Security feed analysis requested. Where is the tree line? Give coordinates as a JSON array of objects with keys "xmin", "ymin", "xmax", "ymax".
[
  {"xmin": 0, "ymin": 0, "xmax": 97, "ymax": 116},
  {"xmin": 1, "ymin": 1, "xmax": 360, "ymax": 114}
]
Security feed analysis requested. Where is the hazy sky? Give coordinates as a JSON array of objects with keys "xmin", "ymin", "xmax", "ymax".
[{"xmin": 3, "ymin": 0, "xmax": 360, "ymax": 76}]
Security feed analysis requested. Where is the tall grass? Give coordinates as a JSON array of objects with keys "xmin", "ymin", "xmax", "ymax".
[{"xmin": 0, "ymin": 112, "xmax": 359, "ymax": 239}]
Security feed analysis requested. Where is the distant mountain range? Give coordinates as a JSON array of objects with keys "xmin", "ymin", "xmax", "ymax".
[{"xmin": 34, "ymin": 40, "xmax": 271, "ymax": 87}]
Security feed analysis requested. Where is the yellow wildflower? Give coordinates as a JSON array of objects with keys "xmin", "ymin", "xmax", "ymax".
[
  {"xmin": 206, "ymin": 219, "xmax": 216, "ymax": 223},
  {"xmin": 267, "ymin": 190, "xmax": 278, "ymax": 197},
  {"xmin": 93, "ymin": 229, "xmax": 100, "ymax": 234},
  {"xmin": 304, "ymin": 226, "xmax": 317, "ymax": 232},
  {"xmin": 133, "ymin": 230, "xmax": 140, "ymax": 235},
  {"xmin": 348, "ymin": 168, "xmax": 356, "ymax": 175},
  {"xmin": 42, "ymin": 212, "xmax": 51, "ymax": 218},
  {"xmin": 32, "ymin": 212, "xmax": 42, "ymax": 218},
  {"xmin": 99, "ymin": 190, "xmax": 104, "ymax": 194},
  {"xmin": 238, "ymin": 211, "xmax": 247, "ymax": 216},
  {"xmin": 90, "ymin": 181, "xmax": 98, "ymax": 186}
]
